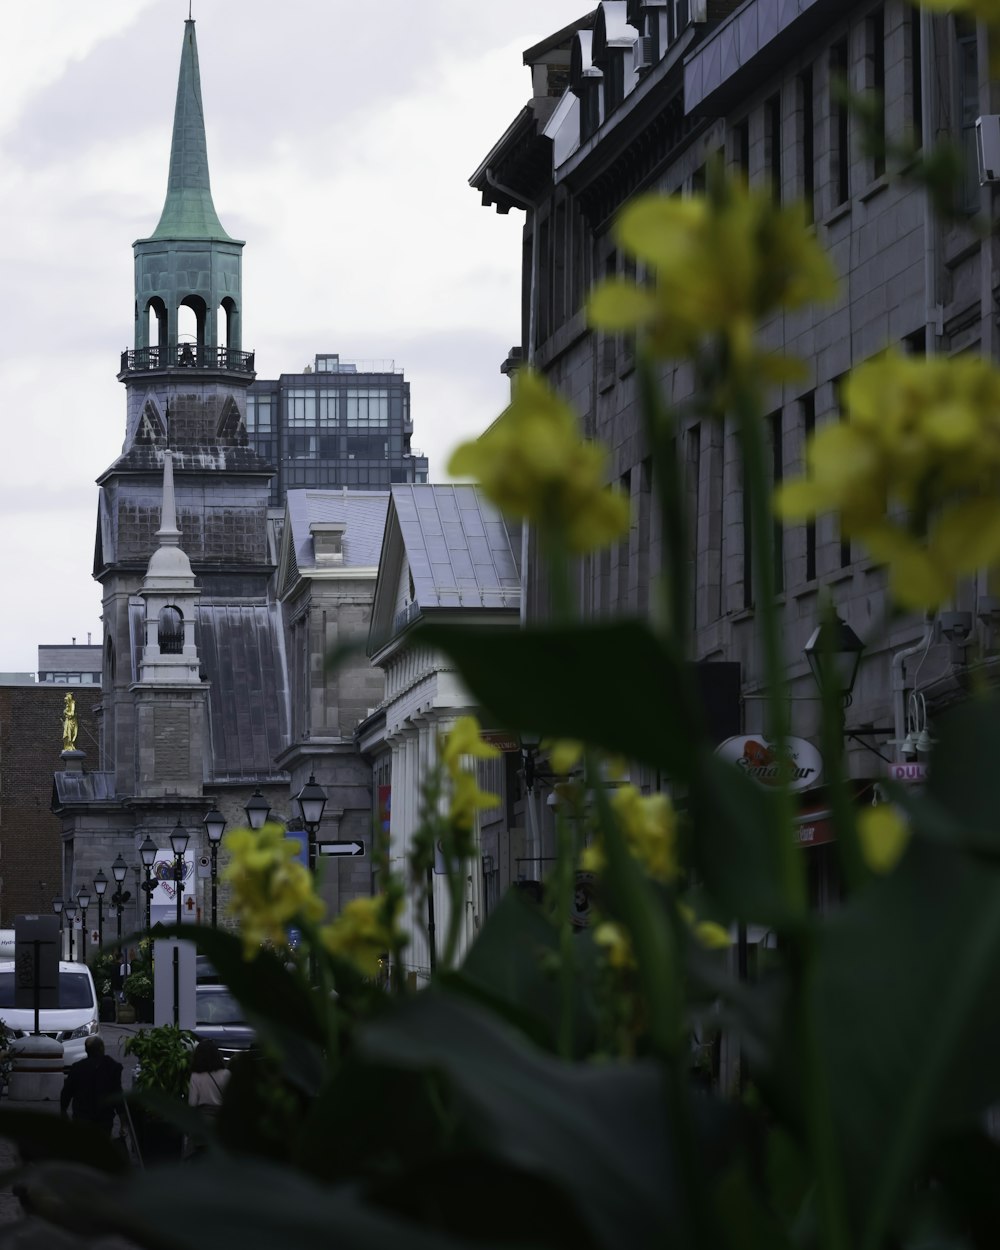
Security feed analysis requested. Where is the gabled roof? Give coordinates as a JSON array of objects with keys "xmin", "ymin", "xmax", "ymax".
[
  {"xmin": 277, "ymin": 489, "xmax": 389, "ymax": 599},
  {"xmin": 368, "ymin": 484, "xmax": 521, "ymax": 658}
]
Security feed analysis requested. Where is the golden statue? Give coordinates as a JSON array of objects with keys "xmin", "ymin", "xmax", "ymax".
[{"xmin": 61, "ymin": 693, "xmax": 78, "ymax": 752}]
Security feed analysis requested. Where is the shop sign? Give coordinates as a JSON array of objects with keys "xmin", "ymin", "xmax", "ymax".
[
  {"xmin": 480, "ymin": 731, "xmax": 521, "ymax": 753},
  {"xmin": 887, "ymin": 762, "xmax": 927, "ymax": 785},
  {"xmin": 795, "ymin": 811, "xmax": 836, "ymax": 847},
  {"xmin": 716, "ymin": 736, "xmax": 823, "ymax": 792}
]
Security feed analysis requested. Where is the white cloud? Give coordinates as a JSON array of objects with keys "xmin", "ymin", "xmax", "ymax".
[{"xmin": 0, "ymin": 0, "xmax": 587, "ymax": 671}]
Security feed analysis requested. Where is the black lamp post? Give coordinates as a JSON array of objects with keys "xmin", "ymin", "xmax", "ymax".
[
  {"xmin": 111, "ymin": 854, "xmax": 129, "ymax": 945},
  {"xmin": 169, "ymin": 820, "xmax": 190, "ymax": 927},
  {"xmin": 245, "ymin": 789, "xmax": 270, "ymax": 832},
  {"xmin": 203, "ymin": 807, "xmax": 226, "ymax": 928},
  {"xmin": 76, "ymin": 887, "xmax": 90, "ymax": 964},
  {"xmin": 804, "ymin": 615, "xmax": 865, "ymax": 707},
  {"xmin": 168, "ymin": 820, "xmax": 190, "ymax": 1028},
  {"xmin": 93, "ymin": 869, "xmax": 107, "ymax": 950},
  {"xmin": 64, "ymin": 902, "xmax": 78, "ymax": 963},
  {"xmin": 295, "ymin": 774, "xmax": 327, "ymax": 872},
  {"xmin": 52, "ymin": 896, "xmax": 64, "ymax": 959},
  {"xmin": 139, "ymin": 834, "xmax": 158, "ymax": 932}
]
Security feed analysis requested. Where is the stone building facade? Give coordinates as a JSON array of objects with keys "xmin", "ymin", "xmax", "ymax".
[
  {"xmin": 472, "ymin": 0, "xmax": 998, "ymax": 817},
  {"xmin": 49, "ymin": 18, "xmax": 389, "ymax": 932}
]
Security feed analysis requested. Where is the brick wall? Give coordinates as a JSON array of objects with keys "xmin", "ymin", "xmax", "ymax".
[{"xmin": 0, "ymin": 686, "xmax": 101, "ymax": 923}]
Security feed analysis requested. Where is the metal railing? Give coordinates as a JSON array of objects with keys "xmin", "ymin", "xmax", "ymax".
[{"xmin": 120, "ymin": 346, "xmax": 255, "ymax": 374}]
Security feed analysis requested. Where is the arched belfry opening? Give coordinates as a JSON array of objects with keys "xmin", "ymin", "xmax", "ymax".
[
  {"xmin": 157, "ymin": 605, "xmax": 184, "ymax": 655},
  {"xmin": 178, "ymin": 295, "xmax": 207, "ymax": 362},
  {"xmin": 220, "ymin": 297, "xmax": 239, "ymax": 354},
  {"xmin": 146, "ymin": 297, "xmax": 167, "ymax": 354}
]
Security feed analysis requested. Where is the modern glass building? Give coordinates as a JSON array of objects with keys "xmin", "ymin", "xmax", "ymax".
[{"xmin": 247, "ymin": 354, "xmax": 428, "ymax": 506}]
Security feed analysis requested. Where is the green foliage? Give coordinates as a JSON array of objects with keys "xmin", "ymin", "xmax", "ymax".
[
  {"xmin": 121, "ymin": 972, "xmax": 152, "ymax": 1005},
  {"xmin": 124, "ymin": 1025, "xmax": 193, "ymax": 1100}
]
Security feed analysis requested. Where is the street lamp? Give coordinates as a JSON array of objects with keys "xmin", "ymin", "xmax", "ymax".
[
  {"xmin": 245, "ymin": 789, "xmax": 270, "ymax": 831},
  {"xmin": 168, "ymin": 821, "xmax": 190, "ymax": 1029},
  {"xmin": 64, "ymin": 902, "xmax": 78, "ymax": 963},
  {"xmin": 111, "ymin": 854, "xmax": 130, "ymax": 945},
  {"xmin": 203, "ymin": 806, "xmax": 226, "ymax": 928},
  {"xmin": 139, "ymin": 834, "xmax": 158, "ymax": 932},
  {"xmin": 804, "ymin": 615, "xmax": 865, "ymax": 707},
  {"xmin": 169, "ymin": 820, "xmax": 190, "ymax": 927},
  {"xmin": 52, "ymin": 896, "xmax": 64, "ymax": 960},
  {"xmin": 93, "ymin": 869, "xmax": 107, "ymax": 949},
  {"xmin": 76, "ymin": 887, "xmax": 91, "ymax": 963},
  {"xmin": 295, "ymin": 774, "xmax": 327, "ymax": 872}
]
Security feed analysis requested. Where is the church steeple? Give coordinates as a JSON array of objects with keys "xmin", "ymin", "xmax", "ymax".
[
  {"xmin": 127, "ymin": 17, "xmax": 247, "ymax": 370},
  {"xmin": 150, "ymin": 19, "xmax": 234, "ymax": 242}
]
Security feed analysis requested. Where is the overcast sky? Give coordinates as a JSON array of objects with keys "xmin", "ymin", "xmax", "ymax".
[{"xmin": 0, "ymin": 0, "xmax": 586, "ymax": 673}]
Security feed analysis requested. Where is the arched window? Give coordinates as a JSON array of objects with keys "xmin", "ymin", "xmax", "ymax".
[
  {"xmin": 220, "ymin": 297, "xmax": 239, "ymax": 353},
  {"xmin": 178, "ymin": 295, "xmax": 207, "ymax": 363},
  {"xmin": 146, "ymin": 297, "xmax": 167, "ymax": 362},
  {"xmin": 157, "ymin": 606, "xmax": 184, "ymax": 655}
]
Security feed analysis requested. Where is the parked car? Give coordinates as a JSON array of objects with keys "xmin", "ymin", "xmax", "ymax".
[
  {"xmin": 192, "ymin": 984, "xmax": 255, "ymax": 1062},
  {"xmin": 0, "ymin": 961, "xmax": 100, "ymax": 1067}
]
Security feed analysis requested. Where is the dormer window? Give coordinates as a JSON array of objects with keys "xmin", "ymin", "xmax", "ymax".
[
  {"xmin": 591, "ymin": 3, "xmax": 639, "ymax": 119},
  {"xmin": 570, "ymin": 31, "xmax": 603, "ymax": 143},
  {"xmin": 311, "ymin": 521, "xmax": 347, "ymax": 565},
  {"xmin": 158, "ymin": 605, "xmax": 184, "ymax": 654}
]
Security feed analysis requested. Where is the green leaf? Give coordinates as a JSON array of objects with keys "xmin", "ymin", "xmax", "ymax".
[
  {"xmin": 689, "ymin": 751, "xmax": 803, "ymax": 928},
  {"xmin": 809, "ymin": 839, "xmax": 1000, "ymax": 1248},
  {"xmin": 88, "ymin": 1156, "xmax": 490, "ymax": 1250},
  {"xmin": 925, "ymin": 692, "xmax": 1000, "ymax": 854},
  {"xmin": 445, "ymin": 889, "xmax": 598, "ymax": 1057},
  {"xmin": 415, "ymin": 621, "xmax": 728, "ymax": 781},
  {"xmin": 358, "ymin": 991, "xmax": 682, "ymax": 1250},
  {"xmin": 151, "ymin": 925, "xmax": 327, "ymax": 1094}
]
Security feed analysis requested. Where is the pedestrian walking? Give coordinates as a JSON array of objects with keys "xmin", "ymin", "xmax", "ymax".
[
  {"xmin": 60, "ymin": 1035, "xmax": 122, "ymax": 1137},
  {"xmin": 185, "ymin": 1039, "xmax": 229, "ymax": 1159}
]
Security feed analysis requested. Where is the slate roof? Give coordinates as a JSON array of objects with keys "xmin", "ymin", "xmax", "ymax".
[
  {"xmin": 52, "ymin": 772, "xmax": 117, "ymax": 805},
  {"xmin": 127, "ymin": 600, "xmax": 288, "ymax": 783},
  {"xmin": 286, "ymin": 490, "xmax": 389, "ymax": 572},
  {"xmin": 392, "ymin": 484, "xmax": 520, "ymax": 610},
  {"xmin": 97, "ymin": 445, "xmax": 272, "ymax": 482}
]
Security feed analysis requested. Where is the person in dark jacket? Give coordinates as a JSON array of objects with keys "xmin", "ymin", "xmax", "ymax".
[{"xmin": 60, "ymin": 1035, "xmax": 122, "ymax": 1136}]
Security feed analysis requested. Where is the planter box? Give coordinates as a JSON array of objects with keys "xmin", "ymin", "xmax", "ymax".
[{"xmin": 115, "ymin": 1003, "xmax": 136, "ymax": 1025}]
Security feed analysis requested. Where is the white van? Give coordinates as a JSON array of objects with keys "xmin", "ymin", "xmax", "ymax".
[{"xmin": 0, "ymin": 961, "xmax": 100, "ymax": 1067}]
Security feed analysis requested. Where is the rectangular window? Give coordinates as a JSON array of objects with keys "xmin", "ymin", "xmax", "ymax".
[
  {"xmin": 833, "ymin": 376, "xmax": 851, "ymax": 568},
  {"xmin": 956, "ymin": 16, "xmax": 980, "ymax": 213},
  {"xmin": 619, "ymin": 469, "xmax": 632, "ymax": 606},
  {"xmin": 345, "ymin": 390, "xmax": 389, "ymax": 426},
  {"xmin": 801, "ymin": 393, "xmax": 817, "ymax": 582},
  {"xmin": 317, "ymin": 392, "xmax": 338, "ymax": 426},
  {"xmin": 537, "ymin": 215, "xmax": 552, "ymax": 344},
  {"xmin": 637, "ymin": 457, "xmax": 653, "ymax": 615},
  {"xmin": 686, "ymin": 426, "xmax": 700, "ymax": 628},
  {"xmin": 910, "ymin": 7, "xmax": 923, "ymax": 147},
  {"xmin": 799, "ymin": 67, "xmax": 815, "ymax": 222},
  {"xmin": 733, "ymin": 117, "xmax": 750, "ymax": 181},
  {"xmin": 770, "ymin": 411, "xmax": 784, "ymax": 594},
  {"xmin": 286, "ymin": 389, "xmax": 316, "ymax": 427},
  {"xmin": 553, "ymin": 201, "xmax": 568, "ymax": 330},
  {"xmin": 246, "ymin": 393, "xmax": 273, "ymax": 433},
  {"xmin": 867, "ymin": 8, "xmax": 886, "ymax": 178},
  {"xmin": 599, "ymin": 250, "xmax": 618, "ymax": 379},
  {"xmin": 765, "ymin": 93, "xmax": 782, "ymax": 202},
  {"xmin": 831, "ymin": 40, "xmax": 850, "ymax": 206}
]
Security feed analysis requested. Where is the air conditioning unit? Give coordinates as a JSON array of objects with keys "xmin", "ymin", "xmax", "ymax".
[
  {"xmin": 976, "ymin": 115, "xmax": 1000, "ymax": 183},
  {"xmin": 634, "ymin": 35, "xmax": 655, "ymax": 73}
]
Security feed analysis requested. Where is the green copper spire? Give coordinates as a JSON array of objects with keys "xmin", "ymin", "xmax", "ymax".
[{"xmin": 150, "ymin": 19, "xmax": 233, "ymax": 241}]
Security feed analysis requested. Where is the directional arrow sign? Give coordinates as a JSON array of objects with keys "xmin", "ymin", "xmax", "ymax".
[{"xmin": 318, "ymin": 841, "xmax": 366, "ymax": 858}]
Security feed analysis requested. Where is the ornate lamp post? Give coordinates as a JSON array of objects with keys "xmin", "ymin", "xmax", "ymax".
[
  {"xmin": 93, "ymin": 870, "xmax": 107, "ymax": 950},
  {"xmin": 64, "ymin": 902, "xmax": 78, "ymax": 963},
  {"xmin": 168, "ymin": 820, "xmax": 190, "ymax": 1028},
  {"xmin": 76, "ymin": 887, "xmax": 91, "ymax": 963},
  {"xmin": 804, "ymin": 615, "xmax": 865, "ymax": 707},
  {"xmin": 203, "ymin": 807, "xmax": 226, "ymax": 928},
  {"xmin": 244, "ymin": 789, "xmax": 270, "ymax": 832},
  {"xmin": 111, "ymin": 854, "xmax": 129, "ymax": 945},
  {"xmin": 52, "ymin": 896, "xmax": 64, "ymax": 959},
  {"xmin": 139, "ymin": 834, "xmax": 158, "ymax": 932},
  {"xmin": 169, "ymin": 820, "xmax": 190, "ymax": 927},
  {"xmin": 295, "ymin": 774, "xmax": 328, "ymax": 873}
]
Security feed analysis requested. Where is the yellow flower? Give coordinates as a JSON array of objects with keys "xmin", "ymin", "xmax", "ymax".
[
  {"xmin": 588, "ymin": 181, "xmax": 836, "ymax": 366},
  {"xmin": 223, "ymin": 823, "xmax": 325, "ymax": 957},
  {"xmin": 593, "ymin": 921, "xmax": 636, "ymax": 970},
  {"xmin": 449, "ymin": 769, "xmax": 499, "ymax": 832},
  {"xmin": 320, "ymin": 895, "xmax": 404, "ymax": 979},
  {"xmin": 584, "ymin": 785, "xmax": 678, "ymax": 883},
  {"xmin": 441, "ymin": 716, "xmax": 499, "ymax": 776},
  {"xmin": 775, "ymin": 350, "xmax": 1000, "ymax": 610},
  {"xmin": 678, "ymin": 903, "xmax": 731, "ymax": 950},
  {"xmin": 858, "ymin": 805, "xmax": 911, "ymax": 875},
  {"xmin": 448, "ymin": 370, "xmax": 629, "ymax": 553},
  {"xmin": 546, "ymin": 739, "xmax": 584, "ymax": 776}
]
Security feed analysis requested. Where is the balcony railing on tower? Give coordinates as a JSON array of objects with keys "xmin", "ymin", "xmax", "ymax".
[{"xmin": 119, "ymin": 345, "xmax": 256, "ymax": 374}]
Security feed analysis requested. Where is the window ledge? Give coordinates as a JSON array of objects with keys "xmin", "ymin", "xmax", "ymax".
[
  {"xmin": 821, "ymin": 201, "xmax": 852, "ymax": 229},
  {"xmin": 859, "ymin": 174, "xmax": 889, "ymax": 204},
  {"xmin": 598, "ymin": 372, "xmax": 616, "ymax": 394},
  {"xmin": 824, "ymin": 567, "xmax": 855, "ymax": 586},
  {"xmin": 792, "ymin": 579, "xmax": 820, "ymax": 602},
  {"xmin": 730, "ymin": 607, "xmax": 755, "ymax": 622}
]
